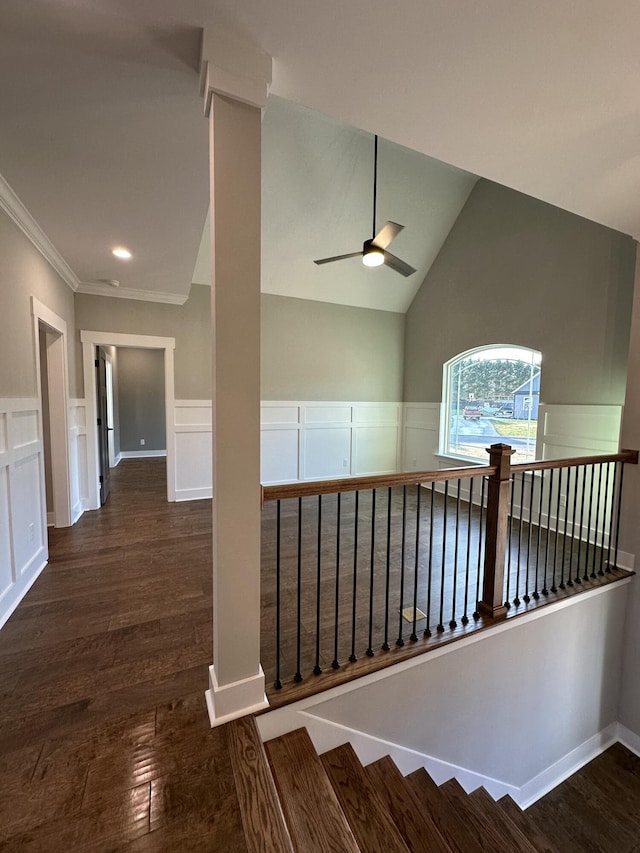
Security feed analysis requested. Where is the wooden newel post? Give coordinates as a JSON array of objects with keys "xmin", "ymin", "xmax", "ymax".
[{"xmin": 478, "ymin": 443, "xmax": 514, "ymax": 621}]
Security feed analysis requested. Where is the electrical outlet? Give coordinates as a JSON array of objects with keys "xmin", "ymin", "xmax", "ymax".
[
  {"xmin": 412, "ymin": 458, "xmax": 417, "ymax": 467},
  {"xmin": 560, "ymin": 495, "xmax": 567, "ymax": 508},
  {"xmin": 140, "ymin": 438, "xmax": 145, "ymax": 446},
  {"xmin": 343, "ymin": 458, "xmax": 348, "ymax": 468},
  {"xmin": 28, "ymin": 522, "xmax": 34, "ymax": 542}
]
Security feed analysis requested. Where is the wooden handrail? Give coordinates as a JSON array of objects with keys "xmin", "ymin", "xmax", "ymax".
[
  {"xmin": 511, "ymin": 449, "xmax": 638, "ymax": 474},
  {"xmin": 262, "ymin": 449, "xmax": 638, "ymax": 504},
  {"xmin": 262, "ymin": 464, "xmax": 496, "ymax": 503}
]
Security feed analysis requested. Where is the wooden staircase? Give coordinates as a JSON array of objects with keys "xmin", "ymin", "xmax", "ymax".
[{"xmin": 226, "ymin": 716, "xmax": 557, "ymax": 853}]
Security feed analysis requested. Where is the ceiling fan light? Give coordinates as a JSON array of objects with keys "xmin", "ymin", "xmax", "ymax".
[{"xmin": 362, "ymin": 241, "xmax": 384, "ymax": 267}]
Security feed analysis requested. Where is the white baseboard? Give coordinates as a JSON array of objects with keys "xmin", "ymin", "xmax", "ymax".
[
  {"xmin": 175, "ymin": 486, "xmax": 212, "ymax": 501},
  {"xmin": 119, "ymin": 450, "xmax": 167, "ymax": 459},
  {"xmin": 112, "ymin": 452, "xmax": 122, "ymax": 467},
  {"xmin": 46, "ymin": 512, "xmax": 54, "ymax": 527},
  {"xmin": 613, "ymin": 722, "xmax": 640, "ymax": 758},
  {"xmin": 518, "ymin": 723, "xmax": 618, "ymax": 808},
  {"xmin": 297, "ymin": 713, "xmax": 521, "ymax": 802},
  {"xmin": 71, "ymin": 501, "xmax": 84, "ymax": 524}
]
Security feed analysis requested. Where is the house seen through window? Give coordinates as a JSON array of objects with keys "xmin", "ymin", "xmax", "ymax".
[{"xmin": 443, "ymin": 345, "xmax": 542, "ymax": 464}]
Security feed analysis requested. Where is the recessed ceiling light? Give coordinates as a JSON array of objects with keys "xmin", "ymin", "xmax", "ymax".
[{"xmin": 112, "ymin": 247, "xmax": 132, "ymax": 260}]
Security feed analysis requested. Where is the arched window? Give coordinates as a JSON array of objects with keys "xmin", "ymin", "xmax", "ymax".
[{"xmin": 442, "ymin": 345, "xmax": 542, "ymax": 464}]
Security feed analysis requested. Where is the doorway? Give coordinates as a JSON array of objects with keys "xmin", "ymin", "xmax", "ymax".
[
  {"xmin": 32, "ymin": 298, "xmax": 72, "ymax": 528},
  {"xmin": 80, "ymin": 331, "xmax": 176, "ymax": 509}
]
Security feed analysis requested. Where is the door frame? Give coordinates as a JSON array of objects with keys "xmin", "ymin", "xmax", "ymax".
[
  {"xmin": 81, "ymin": 331, "xmax": 176, "ymax": 509},
  {"xmin": 32, "ymin": 297, "xmax": 72, "ymax": 528},
  {"xmin": 104, "ymin": 352, "xmax": 116, "ymax": 469}
]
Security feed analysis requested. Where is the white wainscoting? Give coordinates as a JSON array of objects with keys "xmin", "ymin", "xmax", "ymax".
[
  {"xmin": 0, "ymin": 399, "xmax": 48, "ymax": 630},
  {"xmin": 68, "ymin": 399, "xmax": 89, "ymax": 522},
  {"xmin": 173, "ymin": 400, "xmax": 213, "ymax": 501},
  {"xmin": 261, "ymin": 402, "xmax": 403, "ymax": 485},
  {"xmin": 402, "ymin": 403, "xmax": 440, "ymax": 472}
]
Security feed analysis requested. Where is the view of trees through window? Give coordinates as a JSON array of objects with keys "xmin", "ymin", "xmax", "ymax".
[{"xmin": 445, "ymin": 346, "xmax": 542, "ymax": 464}]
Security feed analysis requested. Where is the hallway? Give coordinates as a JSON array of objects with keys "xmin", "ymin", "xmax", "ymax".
[{"xmin": 0, "ymin": 459, "xmax": 246, "ymax": 851}]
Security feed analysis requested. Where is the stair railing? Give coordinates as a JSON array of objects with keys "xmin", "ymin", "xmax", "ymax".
[{"xmin": 261, "ymin": 445, "xmax": 637, "ymax": 699}]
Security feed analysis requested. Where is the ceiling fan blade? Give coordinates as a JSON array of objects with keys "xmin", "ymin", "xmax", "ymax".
[
  {"xmin": 383, "ymin": 251, "xmax": 416, "ymax": 277},
  {"xmin": 372, "ymin": 221, "xmax": 403, "ymax": 250},
  {"xmin": 314, "ymin": 251, "xmax": 362, "ymax": 265}
]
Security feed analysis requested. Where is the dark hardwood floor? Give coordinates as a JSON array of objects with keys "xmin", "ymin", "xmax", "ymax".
[
  {"xmin": 0, "ymin": 459, "xmax": 247, "ymax": 852},
  {"xmin": 529, "ymin": 742, "xmax": 640, "ymax": 853}
]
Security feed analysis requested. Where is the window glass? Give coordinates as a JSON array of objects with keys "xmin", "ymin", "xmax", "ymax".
[{"xmin": 443, "ymin": 346, "xmax": 541, "ymax": 464}]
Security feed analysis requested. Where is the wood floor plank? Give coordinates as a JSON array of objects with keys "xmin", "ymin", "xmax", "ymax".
[
  {"xmin": 265, "ymin": 728, "xmax": 359, "ymax": 853},
  {"xmin": 467, "ymin": 787, "xmax": 539, "ymax": 853}
]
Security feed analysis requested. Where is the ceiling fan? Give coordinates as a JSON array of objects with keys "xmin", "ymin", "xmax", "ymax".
[{"xmin": 314, "ymin": 134, "xmax": 416, "ymax": 277}]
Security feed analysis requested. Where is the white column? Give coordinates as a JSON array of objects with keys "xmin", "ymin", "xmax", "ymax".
[{"xmin": 201, "ymin": 32, "xmax": 273, "ymax": 725}]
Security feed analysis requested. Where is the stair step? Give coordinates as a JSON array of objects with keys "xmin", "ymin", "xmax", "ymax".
[
  {"xmin": 406, "ymin": 770, "xmax": 485, "ymax": 853},
  {"xmin": 440, "ymin": 779, "xmax": 507, "ymax": 853},
  {"xmin": 468, "ymin": 787, "xmax": 540, "ymax": 853},
  {"xmin": 265, "ymin": 728, "xmax": 359, "ymax": 853},
  {"xmin": 320, "ymin": 743, "xmax": 409, "ymax": 853},
  {"xmin": 225, "ymin": 715, "xmax": 293, "ymax": 853},
  {"xmin": 497, "ymin": 795, "xmax": 558, "ymax": 853},
  {"xmin": 365, "ymin": 756, "xmax": 453, "ymax": 853}
]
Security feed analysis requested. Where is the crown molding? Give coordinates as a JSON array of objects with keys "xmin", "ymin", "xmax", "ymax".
[
  {"xmin": 0, "ymin": 172, "xmax": 80, "ymax": 292},
  {"xmin": 76, "ymin": 281, "xmax": 187, "ymax": 305}
]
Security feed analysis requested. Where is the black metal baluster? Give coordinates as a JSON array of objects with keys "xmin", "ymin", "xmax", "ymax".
[
  {"xmin": 450, "ymin": 482, "xmax": 461, "ymax": 629},
  {"xmin": 562, "ymin": 467, "xmax": 572, "ymax": 588},
  {"xmin": 274, "ymin": 500, "xmax": 282, "ymax": 689},
  {"xmin": 505, "ymin": 476, "xmax": 514, "ymax": 609},
  {"xmin": 552, "ymin": 468, "xmax": 562, "ymax": 593},
  {"xmin": 600, "ymin": 463, "xmax": 611, "ymax": 575},
  {"xmin": 586, "ymin": 465, "xmax": 596, "ymax": 579},
  {"xmin": 411, "ymin": 484, "xmax": 421, "ymax": 641},
  {"xmin": 332, "ymin": 493, "xmax": 341, "ymax": 669},
  {"xmin": 382, "ymin": 487, "xmax": 392, "ymax": 651},
  {"xmin": 438, "ymin": 481, "xmax": 449, "ymax": 632},
  {"xmin": 424, "ymin": 483, "xmax": 435, "ymax": 638},
  {"xmin": 462, "ymin": 478, "xmax": 474, "ymax": 624},
  {"xmin": 515, "ymin": 473, "xmax": 525, "ymax": 605},
  {"xmin": 313, "ymin": 495, "xmax": 323, "ymax": 676},
  {"xmin": 533, "ymin": 471, "xmax": 545, "ymax": 599},
  {"xmin": 349, "ymin": 491, "xmax": 359, "ymax": 663},
  {"xmin": 473, "ymin": 476, "xmax": 486, "ymax": 620},
  {"xmin": 569, "ymin": 466, "xmax": 579, "ymax": 585},
  {"xmin": 605, "ymin": 462, "xmax": 617, "ymax": 573},
  {"xmin": 596, "ymin": 464, "xmax": 606, "ymax": 576},
  {"xmin": 524, "ymin": 473, "xmax": 535, "ymax": 603},
  {"xmin": 397, "ymin": 486, "xmax": 408, "ymax": 646},
  {"xmin": 612, "ymin": 462, "xmax": 625, "ymax": 572},
  {"xmin": 294, "ymin": 497, "xmax": 303, "ymax": 682},
  {"xmin": 366, "ymin": 490, "xmax": 376, "ymax": 656},
  {"xmin": 576, "ymin": 466, "xmax": 587, "ymax": 583},
  {"xmin": 542, "ymin": 469, "xmax": 553, "ymax": 595}
]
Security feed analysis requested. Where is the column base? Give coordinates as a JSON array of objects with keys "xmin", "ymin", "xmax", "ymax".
[
  {"xmin": 205, "ymin": 664, "xmax": 270, "ymax": 727},
  {"xmin": 477, "ymin": 601, "xmax": 509, "ymax": 620}
]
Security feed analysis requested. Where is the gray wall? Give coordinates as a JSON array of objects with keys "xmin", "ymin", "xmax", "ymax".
[
  {"xmin": 262, "ymin": 294, "xmax": 405, "ymax": 401},
  {"xmin": 74, "ymin": 284, "xmax": 211, "ymax": 399},
  {"xmin": 0, "ymin": 211, "xmax": 77, "ymax": 397},
  {"xmin": 116, "ymin": 347, "xmax": 166, "ymax": 452},
  {"xmin": 404, "ymin": 179, "xmax": 636, "ymax": 405}
]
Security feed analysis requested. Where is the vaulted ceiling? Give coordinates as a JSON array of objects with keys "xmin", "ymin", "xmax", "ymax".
[{"xmin": 1, "ymin": 0, "xmax": 639, "ymax": 310}]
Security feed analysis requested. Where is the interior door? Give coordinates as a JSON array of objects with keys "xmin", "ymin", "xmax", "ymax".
[{"xmin": 96, "ymin": 347, "xmax": 111, "ymax": 504}]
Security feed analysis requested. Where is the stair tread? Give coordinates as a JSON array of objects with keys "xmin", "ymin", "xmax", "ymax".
[
  {"xmin": 440, "ymin": 779, "xmax": 508, "ymax": 853},
  {"xmin": 366, "ymin": 756, "xmax": 453, "ymax": 853},
  {"xmin": 321, "ymin": 743, "xmax": 409, "ymax": 853},
  {"xmin": 468, "ymin": 788, "xmax": 540, "ymax": 853},
  {"xmin": 406, "ymin": 770, "xmax": 485, "ymax": 853},
  {"xmin": 265, "ymin": 728, "xmax": 359, "ymax": 853},
  {"xmin": 225, "ymin": 715, "xmax": 293, "ymax": 853},
  {"xmin": 497, "ymin": 796, "xmax": 558, "ymax": 853}
]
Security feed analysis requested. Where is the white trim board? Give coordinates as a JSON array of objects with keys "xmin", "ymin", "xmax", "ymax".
[
  {"xmin": 80, "ymin": 331, "xmax": 176, "ymax": 507},
  {"xmin": 119, "ymin": 450, "xmax": 167, "ymax": 459}
]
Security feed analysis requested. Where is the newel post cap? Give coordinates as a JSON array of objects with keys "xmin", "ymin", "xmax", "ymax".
[{"xmin": 486, "ymin": 443, "xmax": 515, "ymax": 479}]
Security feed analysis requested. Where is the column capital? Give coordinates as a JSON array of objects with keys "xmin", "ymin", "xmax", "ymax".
[{"xmin": 199, "ymin": 28, "xmax": 272, "ymax": 114}]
